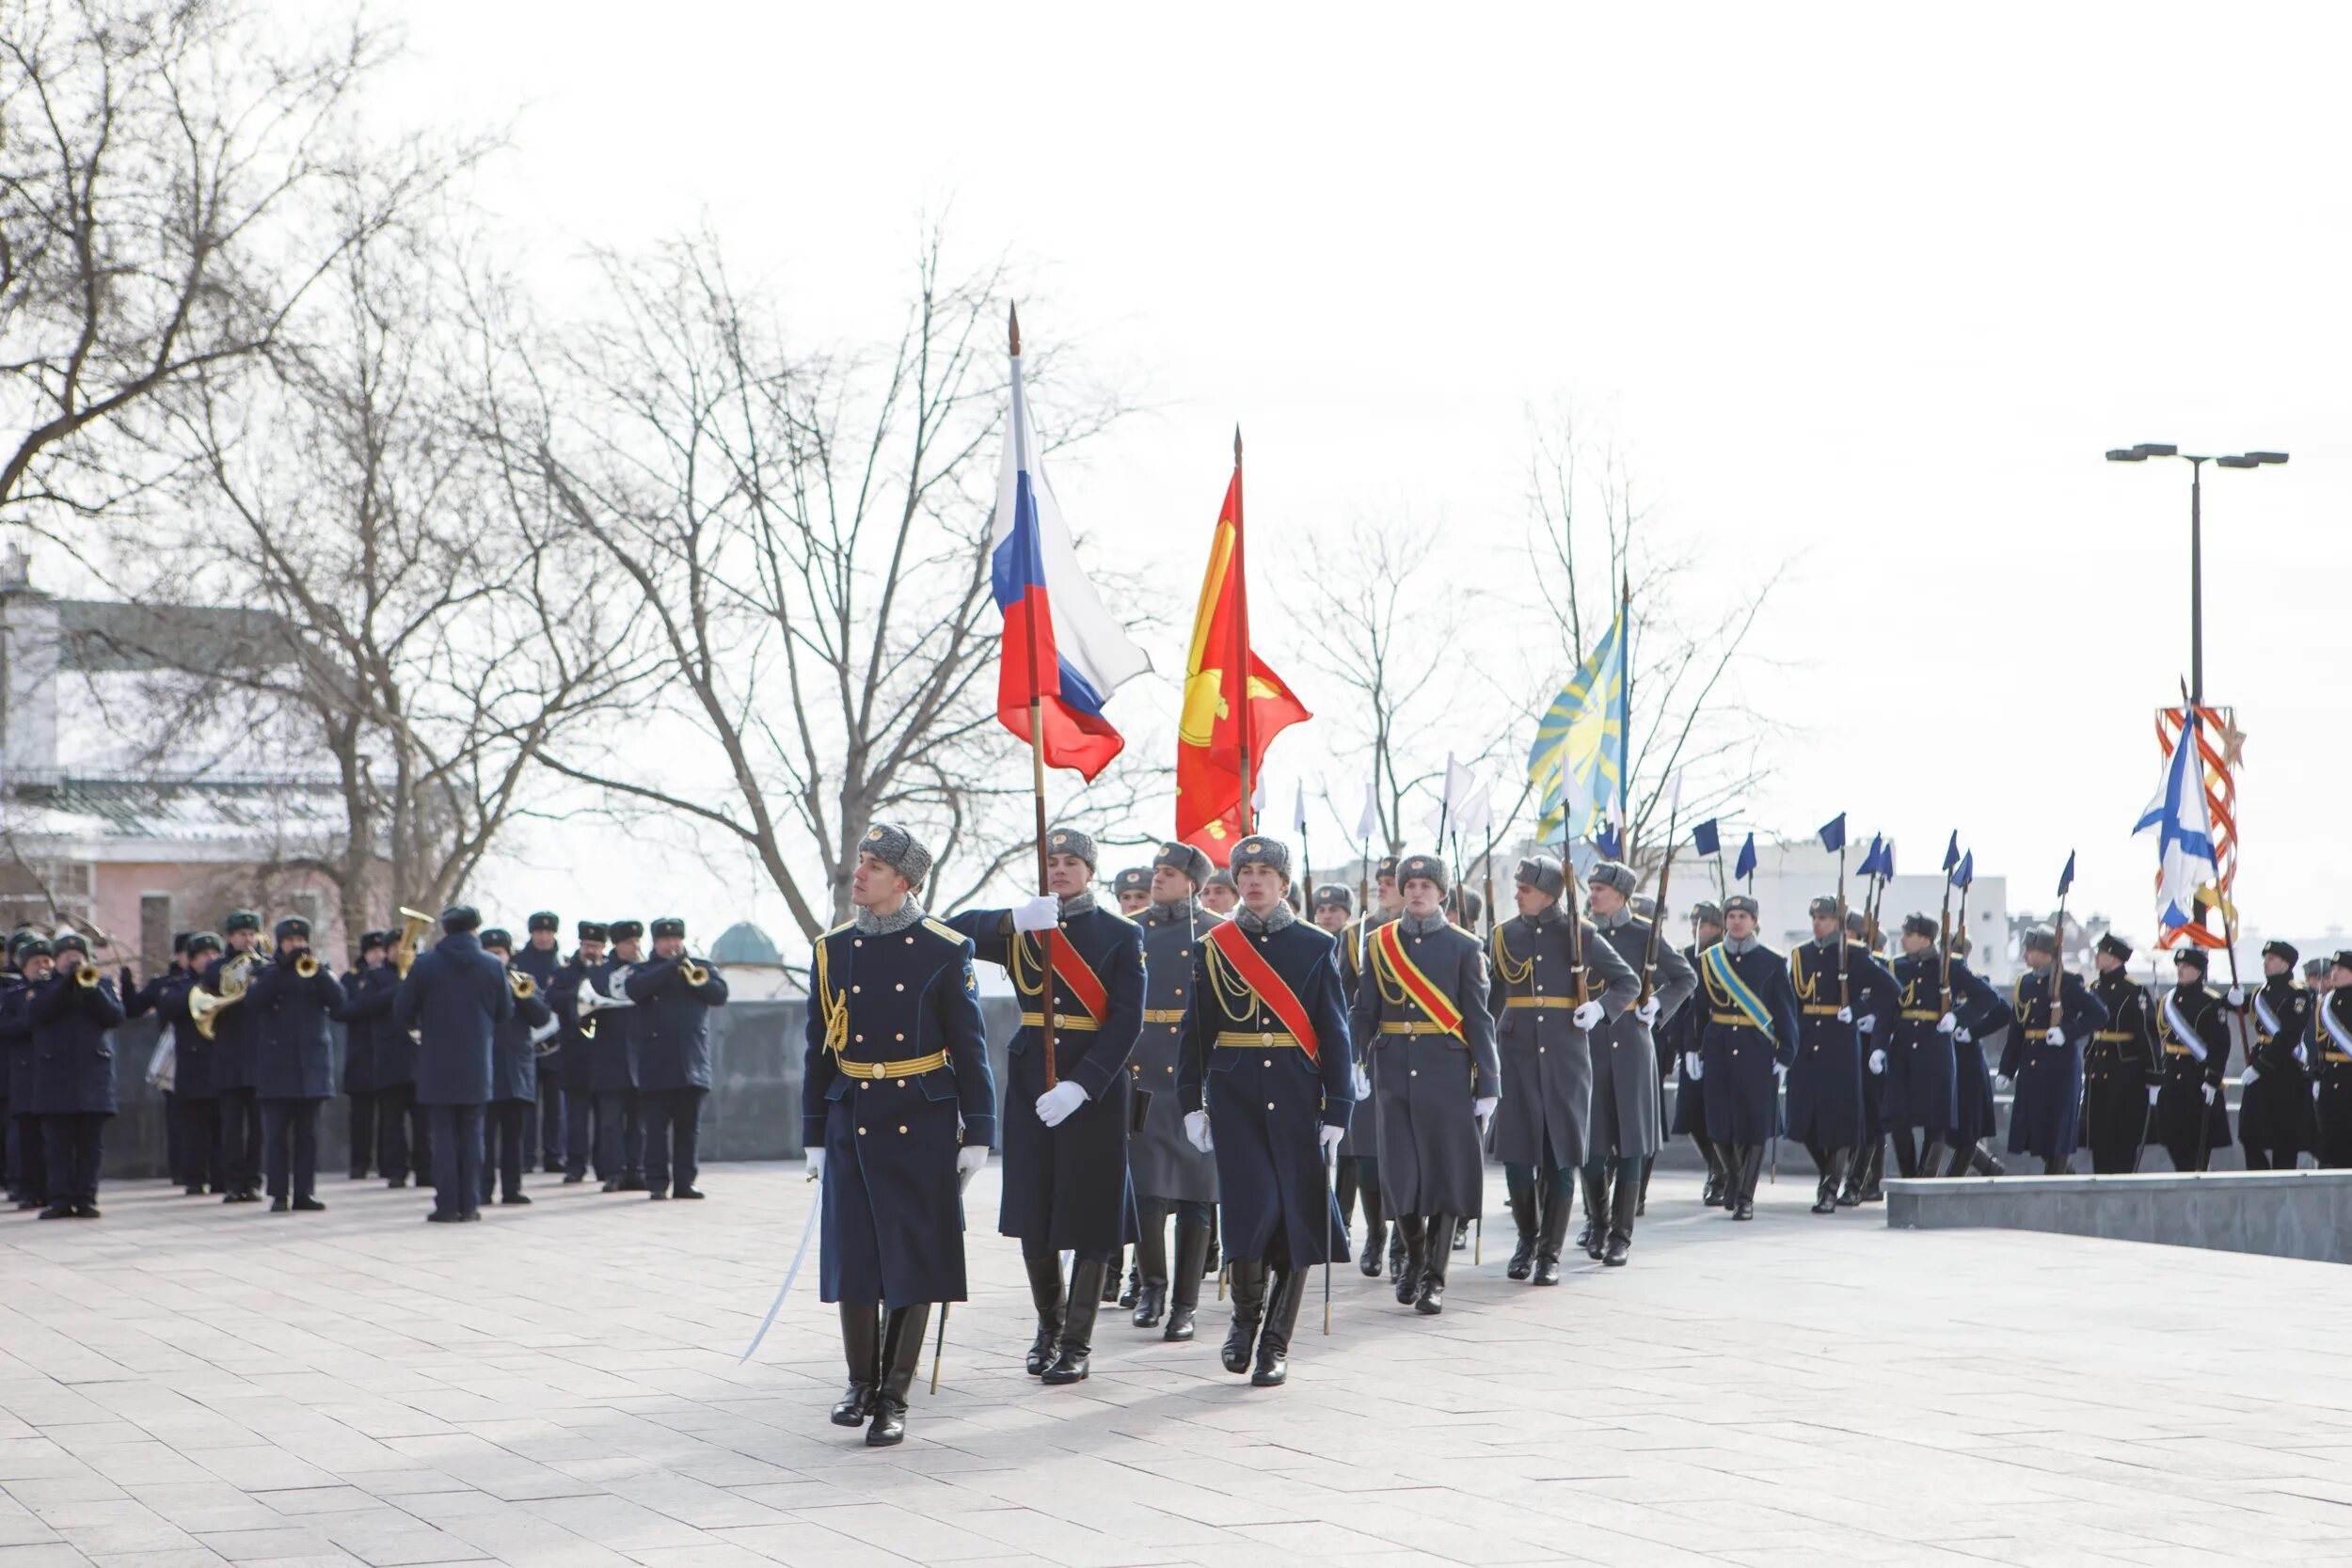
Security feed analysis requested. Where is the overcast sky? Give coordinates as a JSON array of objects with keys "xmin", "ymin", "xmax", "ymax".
[{"xmin": 360, "ymin": 0, "xmax": 2352, "ymax": 957}]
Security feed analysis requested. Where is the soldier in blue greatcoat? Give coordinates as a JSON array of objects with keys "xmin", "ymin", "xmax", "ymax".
[
  {"xmin": 627, "ymin": 916, "xmax": 729, "ymax": 1201},
  {"xmin": 803, "ymin": 823, "xmax": 994, "ymax": 1447},
  {"xmin": 479, "ymin": 927, "xmax": 556, "ymax": 1207},
  {"xmin": 1126, "ymin": 842, "xmax": 1221, "ymax": 1342},
  {"xmin": 1994, "ymin": 925, "xmax": 2109, "ymax": 1173},
  {"xmin": 1664, "ymin": 902, "xmax": 1727, "ymax": 1206},
  {"xmin": 202, "ymin": 911, "xmax": 267, "ymax": 1203},
  {"xmin": 1180, "ymin": 834, "xmax": 1352, "ymax": 1388},
  {"xmin": 1576, "ymin": 860, "xmax": 1685, "ymax": 1266},
  {"xmin": 2225, "ymin": 939, "xmax": 2315, "ymax": 1170},
  {"xmin": 547, "ymin": 921, "xmax": 607, "ymax": 1183},
  {"xmin": 164, "ymin": 933, "xmax": 221, "ymax": 1195},
  {"xmin": 2153, "ymin": 946, "xmax": 2233, "ymax": 1170},
  {"xmin": 1690, "ymin": 895, "xmax": 1802, "ymax": 1221},
  {"xmin": 517, "ymin": 912, "xmax": 566, "ymax": 1173},
  {"xmin": 336, "ymin": 932, "xmax": 382, "ymax": 1180},
  {"xmin": 1785, "ymin": 895, "xmax": 1900, "ymax": 1213},
  {"xmin": 949, "ymin": 825, "xmax": 1145, "ymax": 1386},
  {"xmin": 340, "ymin": 931, "xmax": 421, "ymax": 1187},
  {"xmin": 3, "ymin": 933, "xmax": 39, "ymax": 1210},
  {"xmin": 245, "ymin": 916, "xmax": 344, "ymax": 1212},
  {"xmin": 1883, "ymin": 913, "xmax": 2001, "ymax": 1180},
  {"xmin": 587, "ymin": 920, "xmax": 648, "ymax": 1191},
  {"xmin": 30, "ymin": 932, "xmax": 123, "ymax": 1219},
  {"xmin": 394, "ymin": 905, "xmax": 514, "ymax": 1222}
]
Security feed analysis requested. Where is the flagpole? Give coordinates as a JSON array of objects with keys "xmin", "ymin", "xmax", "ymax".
[
  {"xmin": 1936, "ymin": 842, "xmax": 1959, "ymax": 1002},
  {"xmin": 1481, "ymin": 818, "xmax": 1497, "ymax": 942},
  {"xmin": 1011, "ymin": 304, "xmax": 1059, "ymax": 1092},
  {"xmin": 1639, "ymin": 787, "xmax": 1683, "ymax": 1005},
  {"xmin": 1836, "ymin": 833, "xmax": 1851, "ymax": 1011},
  {"xmin": 1232, "ymin": 427, "xmax": 1256, "ymax": 841}
]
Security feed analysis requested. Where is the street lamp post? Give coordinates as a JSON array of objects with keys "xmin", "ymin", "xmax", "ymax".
[{"xmin": 2103, "ymin": 443, "xmax": 2288, "ymax": 703}]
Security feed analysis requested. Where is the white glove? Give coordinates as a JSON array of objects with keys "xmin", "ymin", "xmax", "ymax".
[
  {"xmin": 2201, "ymin": 1083, "xmax": 2217, "ymax": 1104},
  {"xmin": 1351, "ymin": 1064, "xmax": 1372, "ymax": 1101},
  {"xmin": 2239, "ymin": 1065, "xmax": 2259, "ymax": 1090},
  {"xmin": 956, "ymin": 1144, "xmax": 988, "ymax": 1191},
  {"xmin": 1184, "ymin": 1109, "xmax": 1214, "ymax": 1152},
  {"xmin": 1035, "ymin": 1080, "xmax": 1089, "ymax": 1127},
  {"xmin": 1857, "ymin": 1013, "xmax": 1877, "ymax": 1036},
  {"xmin": 1473, "ymin": 1095, "xmax": 1498, "ymax": 1134},
  {"xmin": 1011, "ymin": 895, "xmax": 1060, "ymax": 933},
  {"xmin": 1318, "ymin": 1123, "xmax": 1345, "ymax": 1155},
  {"xmin": 1955, "ymin": 1028, "xmax": 1974, "ymax": 1045},
  {"xmin": 1868, "ymin": 1048, "xmax": 1887, "ymax": 1074},
  {"xmin": 1937, "ymin": 1012, "xmax": 1957, "ymax": 1035},
  {"xmin": 1572, "ymin": 1001, "xmax": 1605, "ymax": 1030},
  {"xmin": 804, "ymin": 1148, "xmax": 825, "ymax": 1183},
  {"xmin": 2149, "ymin": 1085, "xmax": 2161, "ymax": 1106},
  {"xmin": 1995, "ymin": 1073, "xmax": 2014, "ymax": 1092},
  {"xmin": 1635, "ymin": 997, "xmax": 1661, "ymax": 1026},
  {"xmin": 2227, "ymin": 986, "xmax": 2248, "ymax": 1007},
  {"xmin": 1773, "ymin": 1062, "xmax": 1788, "ymax": 1084},
  {"xmin": 1836, "ymin": 1006, "xmax": 1853, "ymax": 1024},
  {"xmin": 2044, "ymin": 1025, "xmax": 2065, "ymax": 1048},
  {"xmin": 1682, "ymin": 1053, "xmax": 1703, "ymax": 1082}
]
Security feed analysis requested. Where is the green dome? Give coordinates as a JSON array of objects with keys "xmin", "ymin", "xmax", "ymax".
[{"xmin": 709, "ymin": 921, "xmax": 782, "ymax": 966}]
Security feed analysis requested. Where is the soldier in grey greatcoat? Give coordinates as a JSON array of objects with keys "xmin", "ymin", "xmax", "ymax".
[
  {"xmin": 1581, "ymin": 862, "xmax": 1693, "ymax": 1266},
  {"xmin": 1486, "ymin": 855, "xmax": 1638, "ymax": 1283},
  {"xmin": 1125, "ymin": 841, "xmax": 1220, "ymax": 1341}
]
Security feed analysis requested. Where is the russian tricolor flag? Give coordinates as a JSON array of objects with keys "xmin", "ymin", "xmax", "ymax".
[{"xmin": 990, "ymin": 313, "xmax": 1148, "ymax": 781}]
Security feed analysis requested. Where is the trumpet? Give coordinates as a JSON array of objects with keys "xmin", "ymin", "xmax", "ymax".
[
  {"xmin": 294, "ymin": 952, "xmax": 320, "ymax": 978},
  {"xmin": 392, "ymin": 906, "xmax": 435, "ymax": 978},
  {"xmin": 509, "ymin": 969, "xmax": 536, "ymax": 1000},
  {"xmin": 74, "ymin": 962, "xmax": 102, "ymax": 989},
  {"xmin": 679, "ymin": 957, "xmax": 709, "ymax": 986},
  {"xmin": 190, "ymin": 952, "xmax": 257, "ymax": 1040}
]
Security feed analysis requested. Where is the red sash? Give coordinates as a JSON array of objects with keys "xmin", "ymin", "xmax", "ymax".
[
  {"xmin": 1374, "ymin": 922, "xmax": 1467, "ymax": 1037},
  {"xmin": 1029, "ymin": 931, "xmax": 1108, "ymax": 1022},
  {"xmin": 1206, "ymin": 922, "xmax": 1322, "ymax": 1063}
]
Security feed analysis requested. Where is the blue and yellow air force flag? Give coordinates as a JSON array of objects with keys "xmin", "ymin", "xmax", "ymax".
[
  {"xmin": 1529, "ymin": 608, "xmax": 1627, "ymax": 842},
  {"xmin": 2134, "ymin": 707, "xmax": 2218, "ymax": 928}
]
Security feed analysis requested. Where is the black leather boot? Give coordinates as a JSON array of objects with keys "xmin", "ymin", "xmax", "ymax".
[
  {"xmin": 1917, "ymin": 1140, "xmax": 1947, "ymax": 1180},
  {"xmin": 1533, "ymin": 1183, "xmax": 1573, "ymax": 1286},
  {"xmin": 1415, "ymin": 1215, "xmax": 1454, "ymax": 1314},
  {"xmin": 866, "ymin": 1304, "xmax": 929, "ymax": 1447},
  {"xmin": 1387, "ymin": 1224, "xmax": 1406, "ymax": 1284},
  {"xmin": 1733, "ymin": 1146, "xmax": 1761, "ymax": 1220},
  {"xmin": 1044, "ymin": 1260, "xmax": 1104, "ymax": 1384},
  {"xmin": 1838, "ymin": 1139, "xmax": 1872, "ymax": 1205},
  {"xmin": 1859, "ymin": 1138, "xmax": 1887, "ymax": 1202},
  {"xmin": 832, "ymin": 1305, "xmax": 881, "ymax": 1427},
  {"xmin": 1023, "ymin": 1255, "xmax": 1064, "ymax": 1376},
  {"xmin": 1358, "ymin": 1215, "xmax": 1387, "ymax": 1277},
  {"xmin": 1451, "ymin": 1217, "xmax": 1470, "ymax": 1252},
  {"xmin": 1393, "ymin": 1215, "xmax": 1426, "ymax": 1306},
  {"xmin": 1573, "ymin": 1177, "xmax": 1598, "ymax": 1252},
  {"xmin": 1581, "ymin": 1168, "xmax": 1612, "ymax": 1260},
  {"xmin": 1165, "ymin": 1217, "xmax": 1210, "ymax": 1341},
  {"xmin": 1505, "ymin": 1185, "xmax": 1538, "ymax": 1280},
  {"xmin": 1637, "ymin": 1156, "xmax": 1653, "ymax": 1216},
  {"xmin": 1604, "ymin": 1169, "xmax": 1638, "ymax": 1266},
  {"xmin": 1253, "ymin": 1268, "xmax": 1307, "ymax": 1386},
  {"xmin": 1969, "ymin": 1142, "xmax": 2007, "ymax": 1177},
  {"xmin": 1221, "ymin": 1259, "xmax": 1268, "ymax": 1373},
  {"xmin": 1816, "ymin": 1148, "xmax": 1850, "ymax": 1213},
  {"xmin": 1132, "ymin": 1204, "xmax": 1168, "ymax": 1328},
  {"xmin": 1696, "ymin": 1134, "xmax": 1725, "ymax": 1207},
  {"xmin": 1107, "ymin": 1245, "xmax": 1130, "ymax": 1306}
]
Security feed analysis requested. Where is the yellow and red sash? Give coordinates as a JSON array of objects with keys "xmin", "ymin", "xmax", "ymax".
[
  {"xmin": 1024, "ymin": 931, "xmax": 1108, "ymax": 1022},
  {"xmin": 1374, "ymin": 922, "xmax": 1466, "ymax": 1040},
  {"xmin": 1205, "ymin": 922, "xmax": 1322, "ymax": 1063}
]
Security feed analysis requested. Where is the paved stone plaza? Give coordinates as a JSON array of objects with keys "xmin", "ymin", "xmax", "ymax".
[{"xmin": 5, "ymin": 1163, "xmax": 2350, "ymax": 1568}]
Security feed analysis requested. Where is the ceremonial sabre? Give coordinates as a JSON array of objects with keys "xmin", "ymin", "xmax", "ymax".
[
  {"xmin": 739, "ymin": 1189, "xmax": 822, "ymax": 1364},
  {"xmin": 930, "ymin": 1305, "xmax": 949, "ymax": 1394}
]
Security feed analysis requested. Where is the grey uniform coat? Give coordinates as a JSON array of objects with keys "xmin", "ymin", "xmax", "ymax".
[
  {"xmin": 1484, "ymin": 907, "xmax": 1642, "ymax": 1170},
  {"xmin": 1127, "ymin": 898, "xmax": 1219, "ymax": 1204},
  {"xmin": 1352, "ymin": 913, "xmax": 1499, "ymax": 1217},
  {"xmin": 1585, "ymin": 913, "xmax": 1693, "ymax": 1162},
  {"xmin": 1334, "ymin": 911, "xmax": 1391, "ymax": 1160}
]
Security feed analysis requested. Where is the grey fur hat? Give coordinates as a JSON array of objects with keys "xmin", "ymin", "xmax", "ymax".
[
  {"xmin": 1152, "ymin": 840, "xmax": 1215, "ymax": 888},
  {"xmin": 1396, "ymin": 853, "xmax": 1448, "ymax": 896},
  {"xmin": 1230, "ymin": 835, "xmax": 1292, "ymax": 884},
  {"xmin": 1588, "ymin": 859, "xmax": 1637, "ymax": 896},
  {"xmin": 1515, "ymin": 855, "xmax": 1565, "ymax": 899},
  {"xmin": 1043, "ymin": 825, "xmax": 1097, "ymax": 869},
  {"xmin": 859, "ymin": 821, "xmax": 932, "ymax": 888}
]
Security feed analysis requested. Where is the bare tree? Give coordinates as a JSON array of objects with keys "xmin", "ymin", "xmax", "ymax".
[
  {"xmin": 0, "ymin": 0, "xmax": 416, "ymax": 548},
  {"xmin": 510, "ymin": 226, "xmax": 1144, "ymax": 939},
  {"xmin": 1521, "ymin": 401, "xmax": 1780, "ymax": 873}
]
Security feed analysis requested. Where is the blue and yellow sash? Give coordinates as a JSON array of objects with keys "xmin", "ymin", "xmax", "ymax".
[{"xmin": 1703, "ymin": 945, "xmax": 1775, "ymax": 1040}]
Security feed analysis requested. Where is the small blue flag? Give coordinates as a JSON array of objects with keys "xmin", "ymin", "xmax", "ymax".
[
  {"xmin": 1861, "ymin": 833, "xmax": 1886, "ymax": 879},
  {"xmin": 1595, "ymin": 822, "xmax": 1622, "ymax": 860},
  {"xmin": 1942, "ymin": 831, "xmax": 1960, "ymax": 874},
  {"xmin": 1692, "ymin": 818, "xmax": 1720, "ymax": 859},
  {"xmin": 2058, "ymin": 849, "xmax": 2075, "ymax": 898},
  {"xmin": 1818, "ymin": 813, "xmax": 1846, "ymax": 854},
  {"xmin": 1735, "ymin": 832, "xmax": 1757, "ymax": 881},
  {"xmin": 1954, "ymin": 850, "xmax": 1974, "ymax": 890}
]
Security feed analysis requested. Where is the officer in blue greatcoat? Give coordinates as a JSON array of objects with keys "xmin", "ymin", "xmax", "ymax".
[
  {"xmin": 1577, "ymin": 860, "xmax": 1686, "ymax": 1267},
  {"xmin": 516, "ymin": 912, "xmax": 565, "ymax": 1172},
  {"xmin": 1785, "ymin": 895, "xmax": 1900, "ymax": 1213},
  {"xmin": 30, "ymin": 932, "xmax": 123, "ymax": 1219},
  {"xmin": 1181, "ymin": 833, "xmax": 1353, "ymax": 1388},
  {"xmin": 165, "ymin": 933, "xmax": 221, "ymax": 1195},
  {"xmin": 1690, "ymin": 895, "xmax": 1802, "ymax": 1221},
  {"xmin": 2226, "ymin": 939, "xmax": 2315, "ymax": 1171},
  {"xmin": 2153, "ymin": 946, "xmax": 2233, "ymax": 1170},
  {"xmin": 804, "ymin": 822, "xmax": 994, "ymax": 1448},
  {"xmin": 244, "ymin": 916, "xmax": 343, "ymax": 1212},
  {"xmin": 203, "ymin": 911, "xmax": 267, "ymax": 1203},
  {"xmin": 1994, "ymin": 926, "xmax": 2108, "ymax": 1173},
  {"xmin": 1126, "ymin": 842, "xmax": 1221, "ymax": 1342},
  {"xmin": 1338, "ymin": 854, "xmax": 1405, "ymax": 1280},
  {"xmin": 548, "ymin": 921, "xmax": 607, "ymax": 1183},
  {"xmin": 587, "ymin": 920, "xmax": 647, "ymax": 1191},
  {"xmin": 627, "ymin": 916, "xmax": 729, "ymax": 1201},
  {"xmin": 1663, "ymin": 902, "xmax": 1727, "ymax": 1206},
  {"xmin": 479, "ymin": 927, "xmax": 555, "ymax": 1207},
  {"xmin": 1883, "ymin": 913, "xmax": 2001, "ymax": 1180},
  {"xmin": 341, "ymin": 930, "xmax": 423, "ymax": 1186},
  {"xmin": 336, "ymin": 931, "xmax": 382, "ymax": 1180},
  {"xmin": 394, "ymin": 905, "xmax": 513, "ymax": 1222},
  {"xmin": 950, "ymin": 824, "xmax": 1145, "ymax": 1386}
]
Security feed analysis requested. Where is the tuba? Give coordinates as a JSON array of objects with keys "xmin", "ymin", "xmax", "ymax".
[
  {"xmin": 392, "ymin": 907, "xmax": 434, "ymax": 978},
  {"xmin": 190, "ymin": 952, "xmax": 256, "ymax": 1040}
]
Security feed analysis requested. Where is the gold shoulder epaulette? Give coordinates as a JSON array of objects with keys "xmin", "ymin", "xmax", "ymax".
[
  {"xmin": 822, "ymin": 920, "xmax": 855, "ymax": 940},
  {"xmin": 920, "ymin": 917, "xmax": 966, "ymax": 945}
]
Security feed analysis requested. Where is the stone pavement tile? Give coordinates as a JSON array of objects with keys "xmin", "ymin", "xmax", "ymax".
[
  {"xmin": 183, "ymin": 1529, "xmax": 341, "ymax": 1564},
  {"xmin": 621, "ymin": 1546, "xmax": 787, "ymax": 1568},
  {"xmin": 509, "ymin": 1497, "xmax": 705, "ymax": 1554},
  {"xmin": 118, "ymin": 1488, "xmax": 279, "ymax": 1536},
  {"xmin": 701, "ymin": 1522, "xmax": 921, "ymax": 1567},
  {"xmin": 792, "ymin": 1500, "xmax": 1017, "ymax": 1561},
  {"xmin": 306, "ymin": 1511, "xmax": 479, "ymax": 1567},
  {"xmin": 2, "ymin": 1482, "xmax": 125, "ymax": 1512},
  {"xmin": 0, "ymin": 1545, "xmax": 96, "ymax": 1566}
]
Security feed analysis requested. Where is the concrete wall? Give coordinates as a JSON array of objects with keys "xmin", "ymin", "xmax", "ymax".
[{"xmin": 1884, "ymin": 1170, "xmax": 2352, "ymax": 1264}]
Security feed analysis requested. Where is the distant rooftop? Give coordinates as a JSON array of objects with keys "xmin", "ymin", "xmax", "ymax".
[
  {"xmin": 711, "ymin": 920, "xmax": 782, "ymax": 966},
  {"xmin": 8, "ymin": 776, "xmax": 344, "ymax": 847}
]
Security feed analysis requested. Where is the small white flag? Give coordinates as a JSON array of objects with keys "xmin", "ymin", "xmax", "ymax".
[
  {"xmin": 1356, "ymin": 781, "xmax": 1378, "ymax": 842},
  {"xmin": 1458, "ymin": 778, "xmax": 1494, "ymax": 841},
  {"xmin": 1666, "ymin": 770, "xmax": 1684, "ymax": 815},
  {"xmin": 1293, "ymin": 778, "xmax": 1310, "ymax": 835}
]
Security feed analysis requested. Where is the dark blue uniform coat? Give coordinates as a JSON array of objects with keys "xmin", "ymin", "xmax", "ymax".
[
  {"xmin": 1128, "ymin": 899, "xmax": 1220, "ymax": 1203},
  {"xmin": 2234, "ymin": 978, "xmax": 2315, "ymax": 1159},
  {"xmin": 339, "ymin": 965, "xmax": 406, "ymax": 1087},
  {"xmin": 585, "ymin": 957, "xmax": 640, "ymax": 1093},
  {"xmin": 152, "ymin": 972, "xmax": 211, "ymax": 1100},
  {"xmin": 1997, "ymin": 966, "xmax": 2108, "ymax": 1162},
  {"xmin": 246, "ymin": 956, "xmax": 344, "ymax": 1101},
  {"xmin": 1786, "ymin": 938, "xmax": 1900, "ymax": 1149},
  {"xmin": 200, "ymin": 949, "xmax": 266, "ymax": 1093},
  {"xmin": 1666, "ymin": 941, "xmax": 1714, "ymax": 1138},
  {"xmin": 2154, "ymin": 981, "xmax": 2233, "ymax": 1164},
  {"xmin": 514, "ymin": 942, "xmax": 563, "ymax": 1080},
  {"xmin": 951, "ymin": 904, "xmax": 1145, "ymax": 1256},
  {"xmin": 3, "ymin": 974, "xmax": 34, "ymax": 1115},
  {"xmin": 490, "ymin": 983, "xmax": 553, "ymax": 1103},
  {"xmin": 803, "ymin": 913, "xmax": 997, "ymax": 1308},
  {"xmin": 625, "ymin": 956, "xmax": 730, "ymax": 1091},
  {"xmin": 1355, "ymin": 917, "xmax": 1498, "ymax": 1217},
  {"xmin": 30, "ymin": 973, "xmax": 124, "ymax": 1116},
  {"xmin": 1696, "ymin": 942, "xmax": 1803, "ymax": 1145},
  {"xmin": 394, "ymin": 933, "xmax": 513, "ymax": 1107},
  {"xmin": 1180, "ymin": 914, "xmax": 1354, "ymax": 1266},
  {"xmin": 1883, "ymin": 951, "xmax": 1997, "ymax": 1140},
  {"xmin": 547, "ymin": 956, "xmax": 598, "ymax": 1095}
]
